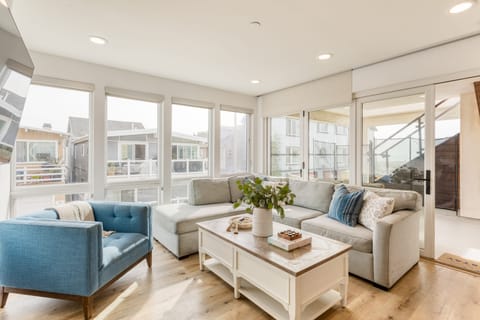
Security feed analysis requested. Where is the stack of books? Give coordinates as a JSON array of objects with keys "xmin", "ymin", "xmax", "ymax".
[{"xmin": 267, "ymin": 230, "xmax": 312, "ymax": 251}]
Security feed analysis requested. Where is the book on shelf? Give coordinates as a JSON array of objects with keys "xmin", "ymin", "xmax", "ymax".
[{"xmin": 267, "ymin": 234, "xmax": 312, "ymax": 251}]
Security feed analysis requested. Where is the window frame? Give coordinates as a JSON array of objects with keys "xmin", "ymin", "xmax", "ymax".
[
  {"xmin": 105, "ymin": 93, "xmax": 162, "ymax": 187},
  {"xmin": 9, "ymin": 79, "xmax": 94, "ymax": 217}
]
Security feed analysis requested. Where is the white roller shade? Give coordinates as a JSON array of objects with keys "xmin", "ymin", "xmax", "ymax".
[
  {"xmin": 353, "ymin": 35, "xmax": 480, "ymax": 95},
  {"xmin": 105, "ymin": 86, "xmax": 163, "ymax": 103},
  {"xmin": 260, "ymin": 71, "xmax": 352, "ymax": 117}
]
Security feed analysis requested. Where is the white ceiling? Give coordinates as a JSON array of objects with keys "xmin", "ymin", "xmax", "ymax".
[{"xmin": 9, "ymin": 0, "xmax": 480, "ymax": 96}]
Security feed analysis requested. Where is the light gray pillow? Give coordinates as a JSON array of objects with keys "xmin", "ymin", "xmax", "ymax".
[
  {"xmin": 289, "ymin": 179, "xmax": 334, "ymax": 213},
  {"xmin": 188, "ymin": 178, "xmax": 231, "ymax": 205},
  {"xmin": 227, "ymin": 175, "xmax": 254, "ymax": 203}
]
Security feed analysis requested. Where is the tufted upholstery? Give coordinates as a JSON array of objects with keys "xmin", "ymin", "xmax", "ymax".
[
  {"xmin": 0, "ymin": 201, "xmax": 152, "ymax": 319},
  {"xmin": 90, "ymin": 201, "xmax": 151, "ymax": 242}
]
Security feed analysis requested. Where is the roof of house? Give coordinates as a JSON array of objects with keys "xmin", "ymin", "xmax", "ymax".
[{"xmin": 68, "ymin": 116, "xmax": 145, "ymax": 137}]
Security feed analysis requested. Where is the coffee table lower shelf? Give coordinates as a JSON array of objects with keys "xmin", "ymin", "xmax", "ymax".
[{"xmin": 204, "ymin": 258, "xmax": 342, "ymax": 320}]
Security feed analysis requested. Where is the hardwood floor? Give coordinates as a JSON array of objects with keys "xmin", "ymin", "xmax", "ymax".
[{"xmin": 1, "ymin": 241, "xmax": 480, "ymax": 320}]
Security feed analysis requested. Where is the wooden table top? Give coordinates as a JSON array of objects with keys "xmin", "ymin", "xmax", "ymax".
[{"xmin": 197, "ymin": 216, "xmax": 351, "ymax": 276}]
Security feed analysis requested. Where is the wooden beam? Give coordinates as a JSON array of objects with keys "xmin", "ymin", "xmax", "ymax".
[{"xmin": 474, "ymin": 81, "xmax": 480, "ymax": 116}]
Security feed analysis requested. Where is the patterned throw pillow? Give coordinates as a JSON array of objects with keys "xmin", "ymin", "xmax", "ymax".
[
  {"xmin": 327, "ymin": 184, "xmax": 364, "ymax": 227},
  {"xmin": 358, "ymin": 191, "xmax": 395, "ymax": 231}
]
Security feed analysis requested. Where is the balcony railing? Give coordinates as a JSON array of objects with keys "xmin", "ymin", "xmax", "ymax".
[
  {"xmin": 16, "ymin": 163, "xmax": 66, "ymax": 185},
  {"xmin": 107, "ymin": 159, "xmax": 159, "ymax": 178},
  {"xmin": 106, "ymin": 159, "xmax": 208, "ymax": 179}
]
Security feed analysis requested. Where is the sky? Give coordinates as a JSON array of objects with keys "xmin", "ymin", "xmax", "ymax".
[{"xmin": 15, "ymin": 85, "xmax": 241, "ymax": 134}]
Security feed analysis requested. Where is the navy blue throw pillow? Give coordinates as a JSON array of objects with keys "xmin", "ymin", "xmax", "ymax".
[{"xmin": 328, "ymin": 185, "xmax": 364, "ymax": 227}]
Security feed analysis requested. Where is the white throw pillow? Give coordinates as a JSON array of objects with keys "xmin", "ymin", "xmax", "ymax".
[{"xmin": 359, "ymin": 191, "xmax": 395, "ymax": 231}]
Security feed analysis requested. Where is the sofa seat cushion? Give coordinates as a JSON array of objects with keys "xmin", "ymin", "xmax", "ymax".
[
  {"xmin": 273, "ymin": 206, "xmax": 323, "ymax": 229},
  {"xmin": 153, "ymin": 203, "xmax": 247, "ymax": 234},
  {"xmin": 100, "ymin": 232, "xmax": 150, "ymax": 286},
  {"xmin": 301, "ymin": 215, "xmax": 373, "ymax": 253},
  {"xmin": 102, "ymin": 233, "xmax": 149, "ymax": 268}
]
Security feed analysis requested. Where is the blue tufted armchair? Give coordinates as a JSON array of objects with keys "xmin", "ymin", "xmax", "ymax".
[{"xmin": 0, "ymin": 201, "xmax": 152, "ymax": 319}]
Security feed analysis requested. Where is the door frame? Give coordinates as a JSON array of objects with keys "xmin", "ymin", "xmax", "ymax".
[{"xmin": 354, "ymin": 85, "xmax": 436, "ymax": 258}]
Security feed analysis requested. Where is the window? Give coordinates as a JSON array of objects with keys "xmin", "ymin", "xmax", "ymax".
[
  {"xmin": 16, "ymin": 140, "xmax": 57, "ymax": 162},
  {"xmin": 171, "ymin": 104, "xmax": 210, "ymax": 203},
  {"xmin": 336, "ymin": 125, "xmax": 348, "ymax": 135},
  {"xmin": 106, "ymin": 96, "xmax": 158, "ymax": 181},
  {"xmin": 220, "ymin": 110, "xmax": 249, "ymax": 174},
  {"xmin": 13, "ymin": 193, "xmax": 91, "ymax": 217},
  {"xmin": 270, "ymin": 114, "xmax": 301, "ymax": 177},
  {"xmin": 315, "ymin": 121, "xmax": 329, "ymax": 133},
  {"xmin": 285, "ymin": 117, "xmax": 299, "ymax": 136},
  {"xmin": 309, "ymin": 107, "xmax": 350, "ymax": 182},
  {"xmin": 14, "ymin": 85, "xmax": 90, "ymax": 186},
  {"xmin": 286, "ymin": 146, "xmax": 300, "ymax": 165},
  {"xmin": 106, "ymin": 187, "xmax": 159, "ymax": 204}
]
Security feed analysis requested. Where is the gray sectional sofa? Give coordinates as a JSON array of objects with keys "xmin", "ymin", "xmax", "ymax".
[{"xmin": 152, "ymin": 175, "xmax": 421, "ymax": 289}]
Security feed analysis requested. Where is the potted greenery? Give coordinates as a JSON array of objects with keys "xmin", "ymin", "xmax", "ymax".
[{"xmin": 233, "ymin": 177, "xmax": 295, "ymax": 237}]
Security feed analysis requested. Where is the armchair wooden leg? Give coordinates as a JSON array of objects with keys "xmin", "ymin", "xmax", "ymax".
[
  {"xmin": 0, "ymin": 286, "xmax": 8, "ymax": 308},
  {"xmin": 82, "ymin": 296, "xmax": 93, "ymax": 320},
  {"xmin": 146, "ymin": 251, "xmax": 152, "ymax": 268}
]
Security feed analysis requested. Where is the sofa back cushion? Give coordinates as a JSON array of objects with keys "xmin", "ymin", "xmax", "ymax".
[
  {"xmin": 288, "ymin": 179, "xmax": 334, "ymax": 213},
  {"xmin": 228, "ymin": 175, "xmax": 254, "ymax": 202},
  {"xmin": 188, "ymin": 178, "xmax": 231, "ymax": 205},
  {"xmin": 343, "ymin": 185, "xmax": 421, "ymax": 212}
]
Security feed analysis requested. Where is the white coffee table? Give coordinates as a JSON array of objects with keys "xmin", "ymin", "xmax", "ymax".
[{"xmin": 197, "ymin": 217, "xmax": 351, "ymax": 320}]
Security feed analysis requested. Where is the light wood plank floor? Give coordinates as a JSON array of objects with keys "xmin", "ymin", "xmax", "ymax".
[{"xmin": 1, "ymin": 241, "xmax": 480, "ymax": 320}]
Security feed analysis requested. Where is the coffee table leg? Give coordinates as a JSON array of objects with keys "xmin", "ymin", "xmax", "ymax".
[
  {"xmin": 233, "ymin": 276, "xmax": 240, "ymax": 299},
  {"xmin": 288, "ymin": 277, "xmax": 301, "ymax": 320},
  {"xmin": 198, "ymin": 231, "xmax": 205, "ymax": 271},
  {"xmin": 340, "ymin": 254, "xmax": 348, "ymax": 306}
]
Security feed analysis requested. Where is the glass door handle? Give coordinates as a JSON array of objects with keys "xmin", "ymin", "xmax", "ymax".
[{"xmin": 412, "ymin": 170, "xmax": 431, "ymax": 195}]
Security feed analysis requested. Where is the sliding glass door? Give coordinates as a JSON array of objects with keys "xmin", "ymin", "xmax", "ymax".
[{"xmin": 357, "ymin": 87, "xmax": 435, "ymax": 257}]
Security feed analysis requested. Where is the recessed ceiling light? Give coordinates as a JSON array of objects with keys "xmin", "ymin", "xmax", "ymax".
[
  {"xmin": 89, "ymin": 36, "xmax": 108, "ymax": 45},
  {"xmin": 449, "ymin": 1, "xmax": 474, "ymax": 14},
  {"xmin": 317, "ymin": 53, "xmax": 333, "ymax": 61},
  {"xmin": 250, "ymin": 21, "xmax": 262, "ymax": 27},
  {"xmin": 0, "ymin": 0, "xmax": 8, "ymax": 8},
  {"xmin": 250, "ymin": 80, "xmax": 261, "ymax": 84}
]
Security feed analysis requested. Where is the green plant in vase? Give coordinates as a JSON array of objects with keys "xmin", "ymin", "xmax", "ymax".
[{"xmin": 233, "ymin": 177, "xmax": 295, "ymax": 236}]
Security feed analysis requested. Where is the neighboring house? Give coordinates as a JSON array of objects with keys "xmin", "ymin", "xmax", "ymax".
[
  {"xmin": 15, "ymin": 124, "xmax": 68, "ymax": 185},
  {"xmin": 271, "ymin": 117, "xmax": 349, "ymax": 181},
  {"xmin": 68, "ymin": 117, "xmax": 209, "ymax": 184}
]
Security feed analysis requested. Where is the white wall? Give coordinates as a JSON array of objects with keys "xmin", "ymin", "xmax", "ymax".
[
  {"xmin": 17, "ymin": 51, "xmax": 256, "ymax": 204},
  {"xmin": 459, "ymin": 92, "xmax": 480, "ymax": 219},
  {"xmin": 353, "ymin": 35, "xmax": 480, "ymax": 95}
]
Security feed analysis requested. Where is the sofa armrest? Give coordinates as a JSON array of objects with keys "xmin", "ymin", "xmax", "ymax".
[
  {"xmin": 89, "ymin": 201, "xmax": 151, "ymax": 241},
  {"xmin": 373, "ymin": 209, "xmax": 420, "ymax": 288},
  {"xmin": 0, "ymin": 220, "xmax": 102, "ymax": 296}
]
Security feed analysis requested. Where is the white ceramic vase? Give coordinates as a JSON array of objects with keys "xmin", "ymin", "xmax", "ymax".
[{"xmin": 252, "ymin": 207, "xmax": 273, "ymax": 237}]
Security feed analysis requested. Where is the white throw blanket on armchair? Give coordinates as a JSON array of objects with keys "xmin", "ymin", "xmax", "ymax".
[
  {"xmin": 50, "ymin": 201, "xmax": 114, "ymax": 237},
  {"xmin": 53, "ymin": 201, "xmax": 95, "ymax": 221}
]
